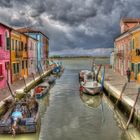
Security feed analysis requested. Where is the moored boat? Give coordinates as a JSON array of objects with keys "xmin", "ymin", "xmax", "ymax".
[
  {"xmin": 34, "ymin": 83, "xmax": 50, "ymax": 99},
  {"xmin": 44, "ymin": 75, "xmax": 56, "ymax": 85},
  {"xmin": 0, "ymin": 97, "xmax": 40, "ymax": 135},
  {"xmin": 79, "ymin": 65, "xmax": 104, "ymax": 96}
]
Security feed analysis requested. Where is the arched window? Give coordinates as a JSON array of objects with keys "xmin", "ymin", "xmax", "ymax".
[{"xmin": 5, "ymin": 30, "xmax": 10, "ymax": 50}]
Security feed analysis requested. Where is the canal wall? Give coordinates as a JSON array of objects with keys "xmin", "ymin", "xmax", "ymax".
[
  {"xmin": 99, "ymin": 68, "xmax": 140, "ymax": 130},
  {"xmin": 0, "ymin": 69, "xmax": 52, "ymax": 117}
]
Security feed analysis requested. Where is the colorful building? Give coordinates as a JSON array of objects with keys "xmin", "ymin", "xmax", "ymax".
[
  {"xmin": 17, "ymin": 28, "xmax": 49, "ymax": 72},
  {"xmin": 28, "ymin": 37, "xmax": 37, "ymax": 75},
  {"xmin": 20, "ymin": 33, "xmax": 28, "ymax": 78},
  {"xmin": 114, "ymin": 18, "xmax": 140, "ymax": 80},
  {"xmin": 0, "ymin": 23, "xmax": 11, "ymax": 89},
  {"xmin": 11, "ymin": 29, "xmax": 22, "ymax": 83}
]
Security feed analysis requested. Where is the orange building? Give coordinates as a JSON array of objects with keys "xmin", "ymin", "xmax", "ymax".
[
  {"xmin": 20, "ymin": 33, "xmax": 28, "ymax": 78},
  {"xmin": 11, "ymin": 30, "xmax": 21, "ymax": 83}
]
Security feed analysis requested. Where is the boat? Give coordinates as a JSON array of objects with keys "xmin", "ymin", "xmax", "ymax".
[
  {"xmin": 80, "ymin": 79, "xmax": 102, "ymax": 95},
  {"xmin": 52, "ymin": 62, "xmax": 64, "ymax": 75},
  {"xmin": 0, "ymin": 97, "xmax": 40, "ymax": 135},
  {"xmin": 79, "ymin": 65, "xmax": 104, "ymax": 96},
  {"xmin": 44, "ymin": 75, "xmax": 56, "ymax": 85},
  {"xmin": 34, "ymin": 83, "xmax": 50, "ymax": 99}
]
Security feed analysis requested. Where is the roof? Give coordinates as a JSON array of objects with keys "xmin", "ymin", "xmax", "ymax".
[
  {"xmin": 121, "ymin": 18, "xmax": 140, "ymax": 23},
  {"xmin": 0, "ymin": 22, "xmax": 12, "ymax": 30},
  {"xmin": 16, "ymin": 27, "xmax": 49, "ymax": 40},
  {"xmin": 115, "ymin": 24, "xmax": 140, "ymax": 41}
]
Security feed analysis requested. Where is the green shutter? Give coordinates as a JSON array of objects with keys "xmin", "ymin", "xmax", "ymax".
[{"xmin": 7, "ymin": 38, "xmax": 10, "ymax": 50}]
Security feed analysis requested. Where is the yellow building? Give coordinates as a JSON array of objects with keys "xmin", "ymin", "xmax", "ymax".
[
  {"xmin": 20, "ymin": 33, "xmax": 28, "ymax": 78},
  {"xmin": 11, "ymin": 30, "xmax": 21, "ymax": 83},
  {"xmin": 130, "ymin": 27, "xmax": 140, "ymax": 79}
]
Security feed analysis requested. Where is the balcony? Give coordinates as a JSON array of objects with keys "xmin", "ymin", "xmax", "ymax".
[
  {"xmin": 15, "ymin": 51, "xmax": 22, "ymax": 58},
  {"xmin": 116, "ymin": 50, "xmax": 124, "ymax": 58}
]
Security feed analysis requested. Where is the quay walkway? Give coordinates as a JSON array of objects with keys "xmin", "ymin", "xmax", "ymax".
[
  {"xmin": 0, "ymin": 68, "xmax": 52, "ymax": 105},
  {"xmin": 102, "ymin": 68, "xmax": 140, "ymax": 129}
]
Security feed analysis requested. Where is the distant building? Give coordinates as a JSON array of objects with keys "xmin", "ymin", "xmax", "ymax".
[
  {"xmin": 0, "ymin": 23, "xmax": 11, "ymax": 89},
  {"xmin": 114, "ymin": 18, "xmax": 140, "ymax": 79},
  {"xmin": 110, "ymin": 51, "xmax": 114, "ymax": 68},
  {"xmin": 17, "ymin": 28, "xmax": 49, "ymax": 72}
]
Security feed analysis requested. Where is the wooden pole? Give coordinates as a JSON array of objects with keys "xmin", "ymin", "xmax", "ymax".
[
  {"xmin": 96, "ymin": 64, "xmax": 102, "ymax": 81},
  {"xmin": 23, "ymin": 76, "xmax": 27, "ymax": 92},
  {"xmin": 6, "ymin": 80, "xmax": 15, "ymax": 99},
  {"xmin": 32, "ymin": 72, "xmax": 36, "ymax": 82},
  {"xmin": 114, "ymin": 82, "xmax": 127, "ymax": 108},
  {"xmin": 125, "ymin": 87, "xmax": 140, "ymax": 129}
]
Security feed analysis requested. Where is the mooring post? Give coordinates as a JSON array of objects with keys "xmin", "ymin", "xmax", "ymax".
[
  {"xmin": 40, "ymin": 62, "xmax": 45, "ymax": 77},
  {"xmin": 114, "ymin": 82, "xmax": 127, "ymax": 108},
  {"xmin": 6, "ymin": 80, "xmax": 15, "ymax": 99},
  {"xmin": 23, "ymin": 76, "xmax": 27, "ymax": 92},
  {"xmin": 32, "ymin": 72, "xmax": 36, "ymax": 82},
  {"xmin": 125, "ymin": 87, "xmax": 140, "ymax": 130}
]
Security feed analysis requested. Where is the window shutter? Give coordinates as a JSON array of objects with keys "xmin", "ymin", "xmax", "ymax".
[
  {"xmin": 0, "ymin": 35, "xmax": 2, "ymax": 47},
  {"xmin": 7, "ymin": 38, "xmax": 10, "ymax": 50},
  {"xmin": 0, "ymin": 64, "xmax": 3, "ymax": 76}
]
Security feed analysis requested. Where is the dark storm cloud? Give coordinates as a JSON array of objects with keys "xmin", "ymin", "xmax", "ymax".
[
  {"xmin": 0, "ymin": 0, "xmax": 13, "ymax": 8},
  {"xmin": 1, "ymin": 0, "xmax": 140, "ymax": 56}
]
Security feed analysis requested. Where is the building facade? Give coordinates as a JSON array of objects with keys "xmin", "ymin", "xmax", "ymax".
[
  {"xmin": 0, "ymin": 23, "xmax": 11, "ymax": 89},
  {"xmin": 17, "ymin": 28, "xmax": 49, "ymax": 73},
  {"xmin": 114, "ymin": 18, "xmax": 140, "ymax": 80},
  {"xmin": 11, "ymin": 30, "xmax": 21, "ymax": 83},
  {"xmin": 20, "ymin": 33, "xmax": 28, "ymax": 78},
  {"xmin": 28, "ymin": 37, "xmax": 37, "ymax": 75}
]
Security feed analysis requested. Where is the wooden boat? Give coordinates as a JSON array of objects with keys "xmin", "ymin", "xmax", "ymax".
[
  {"xmin": 34, "ymin": 83, "xmax": 50, "ymax": 99},
  {"xmin": 44, "ymin": 75, "xmax": 56, "ymax": 85},
  {"xmin": 0, "ymin": 97, "xmax": 40, "ymax": 134}
]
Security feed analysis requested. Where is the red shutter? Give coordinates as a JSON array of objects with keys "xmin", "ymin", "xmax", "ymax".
[
  {"xmin": 0, "ymin": 35, "xmax": 2, "ymax": 47},
  {"xmin": 0, "ymin": 64, "xmax": 3, "ymax": 76}
]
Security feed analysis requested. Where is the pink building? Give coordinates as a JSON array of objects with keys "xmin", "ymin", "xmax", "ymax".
[
  {"xmin": 0, "ymin": 23, "xmax": 11, "ymax": 89},
  {"xmin": 28, "ymin": 37, "xmax": 37, "ymax": 75}
]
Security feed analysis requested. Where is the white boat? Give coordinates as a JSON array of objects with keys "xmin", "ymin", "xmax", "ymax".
[{"xmin": 79, "ymin": 68, "xmax": 103, "ymax": 95}]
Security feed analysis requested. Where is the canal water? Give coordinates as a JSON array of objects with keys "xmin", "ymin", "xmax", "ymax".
[{"xmin": 0, "ymin": 58, "xmax": 139, "ymax": 140}]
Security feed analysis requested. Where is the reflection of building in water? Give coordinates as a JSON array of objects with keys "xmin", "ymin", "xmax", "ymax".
[
  {"xmin": 104, "ymin": 95, "xmax": 140, "ymax": 140},
  {"xmin": 80, "ymin": 92, "xmax": 102, "ymax": 108}
]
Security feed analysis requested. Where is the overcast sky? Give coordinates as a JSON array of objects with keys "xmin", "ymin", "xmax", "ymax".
[{"xmin": 0, "ymin": 0, "xmax": 140, "ymax": 56}]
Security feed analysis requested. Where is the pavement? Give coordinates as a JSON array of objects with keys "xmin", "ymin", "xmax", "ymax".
[
  {"xmin": 0, "ymin": 67, "xmax": 52, "ymax": 102},
  {"xmin": 103, "ymin": 68, "xmax": 140, "ymax": 115}
]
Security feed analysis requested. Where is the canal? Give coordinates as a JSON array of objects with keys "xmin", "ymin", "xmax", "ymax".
[{"xmin": 0, "ymin": 58, "xmax": 139, "ymax": 140}]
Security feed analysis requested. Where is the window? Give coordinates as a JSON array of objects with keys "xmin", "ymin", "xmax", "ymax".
[
  {"xmin": 24, "ymin": 43, "xmax": 27, "ymax": 51},
  {"xmin": 21, "ymin": 42, "xmax": 23, "ymax": 51},
  {"xmin": 138, "ymin": 64, "xmax": 140, "ymax": 73},
  {"xmin": 12, "ymin": 39, "xmax": 14, "ymax": 50},
  {"xmin": 0, "ymin": 64, "xmax": 3, "ymax": 76},
  {"xmin": 22, "ymin": 61, "xmax": 24, "ymax": 69},
  {"xmin": 0, "ymin": 35, "xmax": 2, "ymax": 47},
  {"xmin": 5, "ymin": 31, "xmax": 10, "ymax": 50},
  {"xmin": 17, "ymin": 63, "xmax": 19, "ymax": 73},
  {"xmin": 26, "ymin": 60, "xmax": 28, "ymax": 68},
  {"xmin": 5, "ymin": 62, "xmax": 9, "ymax": 70},
  {"xmin": 131, "ymin": 63, "xmax": 134, "ymax": 72},
  {"xmin": 13, "ymin": 63, "xmax": 16, "ymax": 74}
]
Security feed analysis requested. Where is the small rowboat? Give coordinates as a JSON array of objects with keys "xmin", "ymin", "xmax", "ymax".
[
  {"xmin": 0, "ymin": 97, "xmax": 40, "ymax": 134},
  {"xmin": 34, "ymin": 83, "xmax": 50, "ymax": 99},
  {"xmin": 44, "ymin": 75, "xmax": 56, "ymax": 85}
]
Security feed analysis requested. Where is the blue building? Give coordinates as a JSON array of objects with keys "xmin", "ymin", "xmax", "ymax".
[{"xmin": 17, "ymin": 28, "xmax": 49, "ymax": 73}]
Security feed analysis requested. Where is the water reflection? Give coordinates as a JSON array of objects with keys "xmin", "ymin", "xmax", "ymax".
[{"xmin": 80, "ymin": 92, "xmax": 102, "ymax": 108}]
